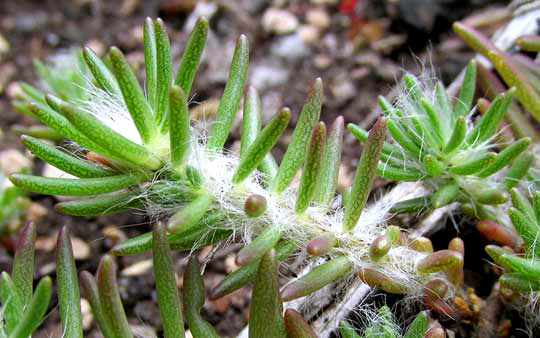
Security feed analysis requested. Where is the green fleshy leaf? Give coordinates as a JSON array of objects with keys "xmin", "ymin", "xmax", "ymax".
[
  {"xmin": 315, "ymin": 116, "xmax": 344, "ymax": 207},
  {"xmin": 12, "ymin": 125, "xmax": 63, "ymax": 142},
  {"xmin": 10, "ymin": 174, "xmax": 141, "ymax": 196},
  {"xmin": 183, "ymin": 256, "xmax": 220, "ymax": 338},
  {"xmin": 423, "ymin": 154, "xmax": 444, "ymax": 177},
  {"xmin": 111, "ymin": 217, "xmax": 230, "ymax": 256},
  {"xmin": 21, "ymin": 135, "xmax": 114, "ymax": 178},
  {"xmin": 250, "ymin": 250, "xmax": 288, "ymax": 338},
  {"xmin": 175, "ymin": 17, "xmax": 208, "ymax": 97},
  {"xmin": 280, "ymin": 256, "xmax": 353, "ymax": 301},
  {"xmin": 29, "ymin": 103, "xmax": 112, "ymax": 157},
  {"xmin": 9, "ymin": 277, "xmax": 52, "ymax": 338},
  {"xmin": 240, "ymin": 86, "xmax": 262, "ymax": 158},
  {"xmin": 210, "ymin": 241, "xmax": 296, "ymax": 299},
  {"xmin": 420, "ymin": 98, "xmax": 443, "ymax": 145},
  {"xmin": 432, "ymin": 182, "xmax": 459, "ymax": 208},
  {"xmin": 534, "ymin": 192, "xmax": 540, "ymax": 224},
  {"xmin": 443, "ymin": 116, "xmax": 467, "ymax": 154},
  {"xmin": 154, "ymin": 18, "xmax": 172, "ymax": 130},
  {"xmin": 477, "ymin": 137, "xmax": 530, "ymax": 178},
  {"xmin": 296, "ymin": 122, "xmax": 326, "ymax": 214},
  {"xmin": 96, "ymin": 256, "xmax": 133, "ymax": 338},
  {"xmin": 79, "ymin": 271, "xmax": 114, "ymax": 338},
  {"xmin": 152, "ymin": 223, "xmax": 184, "ymax": 338},
  {"xmin": 82, "ymin": 47, "xmax": 122, "ymax": 97},
  {"xmin": 454, "ymin": 60, "xmax": 477, "ymax": 118},
  {"xmin": 404, "ymin": 311, "xmax": 429, "ymax": 338},
  {"xmin": 486, "ymin": 245, "xmax": 540, "ymax": 277},
  {"xmin": 169, "ymin": 86, "xmax": 191, "ymax": 168},
  {"xmin": 55, "ymin": 98, "xmax": 162, "ymax": 170},
  {"xmin": 55, "ymin": 191, "xmax": 142, "ymax": 216},
  {"xmin": 347, "ymin": 123, "xmax": 404, "ymax": 160},
  {"xmin": 453, "ymin": 21, "xmax": 498, "ymax": 59},
  {"xmin": 510, "ymin": 188, "xmax": 535, "ymax": 221},
  {"xmin": 0, "ymin": 272, "xmax": 23, "ymax": 334},
  {"xmin": 11, "ymin": 221, "xmax": 36, "ymax": 308},
  {"xmin": 272, "ymin": 79, "xmax": 323, "ymax": 193},
  {"xmin": 500, "ymin": 272, "xmax": 540, "ymax": 292},
  {"xmin": 207, "ymin": 35, "xmax": 249, "ymax": 150},
  {"xmin": 503, "ymin": 152, "xmax": 533, "ymax": 190},
  {"xmin": 236, "ymin": 226, "xmax": 282, "ymax": 266},
  {"xmin": 516, "ymin": 35, "xmax": 540, "ymax": 52},
  {"xmin": 143, "ymin": 17, "xmax": 158, "ymax": 111},
  {"xmin": 167, "ymin": 192, "xmax": 213, "ymax": 233},
  {"xmin": 376, "ymin": 164, "xmax": 424, "ymax": 181},
  {"xmin": 448, "ymin": 152, "xmax": 496, "ymax": 175},
  {"xmin": 510, "ymin": 207, "xmax": 540, "ymax": 256},
  {"xmin": 233, "ymin": 108, "xmax": 290, "ymax": 184},
  {"xmin": 389, "ymin": 196, "xmax": 431, "ymax": 214},
  {"xmin": 487, "ymin": 50, "xmax": 540, "ymax": 122},
  {"xmin": 56, "ymin": 227, "xmax": 83, "ymax": 338},
  {"xmin": 109, "ymin": 47, "xmax": 158, "ymax": 144},
  {"xmin": 386, "ymin": 119, "xmax": 421, "ymax": 157},
  {"xmin": 344, "ymin": 118, "xmax": 386, "ymax": 231},
  {"xmin": 284, "ymin": 309, "xmax": 318, "ymax": 338},
  {"xmin": 466, "ymin": 88, "xmax": 515, "ymax": 146},
  {"xmin": 339, "ymin": 322, "xmax": 361, "ymax": 338}
]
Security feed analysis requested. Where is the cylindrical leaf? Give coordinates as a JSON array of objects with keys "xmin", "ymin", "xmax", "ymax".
[
  {"xmin": 167, "ymin": 193, "xmax": 213, "ymax": 233},
  {"xmin": 232, "ymin": 108, "xmax": 290, "ymax": 184},
  {"xmin": 55, "ymin": 191, "xmax": 141, "ymax": 216},
  {"xmin": 21, "ymin": 135, "xmax": 114, "ymax": 178},
  {"xmin": 296, "ymin": 122, "xmax": 326, "ymax": 214},
  {"xmin": 97, "ymin": 255, "xmax": 133, "ymax": 338},
  {"xmin": 56, "ymin": 227, "xmax": 83, "ymax": 338},
  {"xmin": 12, "ymin": 221, "xmax": 36, "ymax": 307},
  {"xmin": 284, "ymin": 309, "xmax": 318, "ymax": 338},
  {"xmin": 174, "ymin": 17, "xmax": 208, "ymax": 97},
  {"xmin": 344, "ymin": 118, "xmax": 386, "ymax": 231},
  {"xmin": 316, "ymin": 116, "xmax": 344, "ymax": 206},
  {"xmin": 207, "ymin": 35, "xmax": 249, "ymax": 150},
  {"xmin": 416, "ymin": 250, "xmax": 463, "ymax": 274},
  {"xmin": 10, "ymin": 174, "xmax": 142, "ymax": 196},
  {"xmin": 249, "ymin": 250, "xmax": 288, "ymax": 338},
  {"xmin": 272, "ymin": 79, "xmax": 323, "ymax": 194},
  {"xmin": 80, "ymin": 271, "xmax": 114, "ymax": 338},
  {"xmin": 109, "ymin": 47, "xmax": 158, "ymax": 144},
  {"xmin": 236, "ymin": 226, "xmax": 282, "ymax": 266},
  {"xmin": 154, "ymin": 18, "xmax": 172, "ymax": 130},
  {"xmin": 9, "ymin": 277, "xmax": 52, "ymax": 338},
  {"xmin": 169, "ymin": 85, "xmax": 191, "ymax": 168},
  {"xmin": 152, "ymin": 223, "xmax": 184, "ymax": 338},
  {"xmin": 280, "ymin": 256, "xmax": 353, "ymax": 301}
]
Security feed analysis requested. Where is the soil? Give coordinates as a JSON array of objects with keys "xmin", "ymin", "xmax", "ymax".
[{"xmin": 0, "ymin": 0, "xmax": 527, "ymax": 337}]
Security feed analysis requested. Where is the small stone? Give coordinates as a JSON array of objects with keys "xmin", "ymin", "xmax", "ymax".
[
  {"xmin": 314, "ymin": 54, "xmax": 332, "ymax": 69},
  {"xmin": 262, "ymin": 8, "xmax": 299, "ymax": 35},
  {"xmin": 306, "ymin": 8, "xmax": 331, "ymax": 29},
  {"xmin": 0, "ymin": 150, "xmax": 31, "ymax": 175},
  {"xmin": 121, "ymin": 259, "xmax": 153, "ymax": 276},
  {"xmin": 271, "ymin": 33, "xmax": 310, "ymax": 62},
  {"xmin": 102, "ymin": 225, "xmax": 127, "ymax": 246},
  {"xmin": 298, "ymin": 25, "xmax": 320, "ymax": 44},
  {"xmin": 26, "ymin": 202, "xmax": 47, "ymax": 222},
  {"xmin": 251, "ymin": 62, "xmax": 290, "ymax": 90},
  {"xmin": 71, "ymin": 237, "xmax": 91, "ymax": 260},
  {"xmin": 0, "ymin": 63, "xmax": 16, "ymax": 94},
  {"xmin": 80, "ymin": 298, "xmax": 93, "ymax": 330},
  {"xmin": 0, "ymin": 33, "xmax": 10, "ymax": 58},
  {"xmin": 130, "ymin": 325, "xmax": 156, "ymax": 337},
  {"xmin": 330, "ymin": 77, "xmax": 355, "ymax": 104},
  {"xmin": 86, "ymin": 39, "xmax": 106, "ymax": 56}
]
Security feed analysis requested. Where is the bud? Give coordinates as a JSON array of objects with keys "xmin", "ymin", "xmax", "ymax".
[
  {"xmin": 369, "ymin": 235, "xmax": 391, "ymax": 261},
  {"xmin": 244, "ymin": 194, "xmax": 267, "ymax": 218}
]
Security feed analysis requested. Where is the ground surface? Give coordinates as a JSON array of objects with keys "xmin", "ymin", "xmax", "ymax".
[{"xmin": 0, "ymin": 0, "xmax": 527, "ymax": 337}]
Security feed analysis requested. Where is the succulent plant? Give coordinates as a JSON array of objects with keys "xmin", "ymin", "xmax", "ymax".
[
  {"xmin": 12, "ymin": 48, "xmax": 90, "ymax": 142},
  {"xmin": 349, "ymin": 60, "xmax": 531, "ymax": 215},
  {"xmin": 5, "ymin": 16, "xmax": 467, "ymax": 320},
  {"xmin": 485, "ymin": 188, "xmax": 540, "ymax": 292}
]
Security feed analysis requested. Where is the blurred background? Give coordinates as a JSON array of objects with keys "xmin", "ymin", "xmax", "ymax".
[{"xmin": 0, "ymin": 0, "xmax": 515, "ymax": 337}]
